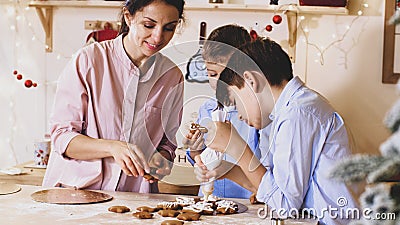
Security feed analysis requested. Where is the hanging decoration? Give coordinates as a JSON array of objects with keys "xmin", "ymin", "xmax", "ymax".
[
  {"xmin": 265, "ymin": 14, "xmax": 282, "ymax": 32},
  {"xmin": 272, "ymin": 14, "xmax": 282, "ymax": 24},
  {"xmin": 250, "ymin": 29, "xmax": 258, "ymax": 40},
  {"xmin": 12, "ymin": 70, "xmax": 38, "ymax": 89}
]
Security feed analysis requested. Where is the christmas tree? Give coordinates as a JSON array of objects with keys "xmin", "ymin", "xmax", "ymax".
[{"xmin": 330, "ymin": 80, "xmax": 400, "ymax": 224}]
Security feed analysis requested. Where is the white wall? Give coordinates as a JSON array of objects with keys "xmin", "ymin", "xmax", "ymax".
[{"xmin": 0, "ymin": 0, "xmax": 397, "ymax": 169}]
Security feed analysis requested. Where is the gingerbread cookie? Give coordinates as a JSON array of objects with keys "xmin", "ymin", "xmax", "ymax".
[
  {"xmin": 161, "ymin": 220, "xmax": 184, "ymax": 225},
  {"xmin": 136, "ymin": 206, "xmax": 158, "ymax": 212},
  {"xmin": 132, "ymin": 211, "xmax": 153, "ymax": 219},
  {"xmin": 157, "ymin": 201, "xmax": 181, "ymax": 210},
  {"xmin": 189, "ymin": 123, "xmax": 208, "ymax": 134},
  {"xmin": 108, "ymin": 205, "xmax": 130, "ymax": 213},
  {"xmin": 182, "ymin": 201, "xmax": 214, "ymax": 215},
  {"xmin": 158, "ymin": 209, "xmax": 180, "ymax": 217},
  {"xmin": 216, "ymin": 200, "xmax": 238, "ymax": 214},
  {"xmin": 177, "ymin": 212, "xmax": 201, "ymax": 221},
  {"xmin": 175, "ymin": 196, "xmax": 198, "ymax": 207},
  {"xmin": 249, "ymin": 193, "xmax": 263, "ymax": 204},
  {"xmin": 200, "ymin": 194, "xmax": 220, "ymax": 203}
]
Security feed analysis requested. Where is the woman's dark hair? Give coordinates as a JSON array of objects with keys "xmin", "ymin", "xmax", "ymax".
[
  {"xmin": 217, "ymin": 37, "xmax": 293, "ymax": 105},
  {"xmin": 119, "ymin": 0, "xmax": 185, "ymax": 35},
  {"xmin": 202, "ymin": 24, "xmax": 251, "ymax": 64}
]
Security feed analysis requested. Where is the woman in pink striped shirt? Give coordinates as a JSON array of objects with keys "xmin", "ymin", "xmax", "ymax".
[{"xmin": 43, "ymin": 0, "xmax": 185, "ymax": 193}]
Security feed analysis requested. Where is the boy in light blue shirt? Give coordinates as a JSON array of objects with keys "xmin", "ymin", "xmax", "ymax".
[{"xmin": 207, "ymin": 38, "xmax": 358, "ymax": 225}]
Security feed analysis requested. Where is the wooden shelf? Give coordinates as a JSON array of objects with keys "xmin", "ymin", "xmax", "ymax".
[
  {"xmin": 29, "ymin": 0, "xmax": 124, "ymax": 9},
  {"xmin": 29, "ymin": 1, "xmax": 348, "ymax": 14},
  {"xmin": 28, "ymin": 1, "xmax": 348, "ymax": 54}
]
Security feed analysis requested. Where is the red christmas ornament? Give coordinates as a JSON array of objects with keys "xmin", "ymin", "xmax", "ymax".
[
  {"xmin": 250, "ymin": 29, "xmax": 258, "ymax": 40},
  {"xmin": 13, "ymin": 70, "xmax": 18, "ymax": 75},
  {"xmin": 33, "ymin": 83, "xmax": 37, "ymax": 87},
  {"xmin": 16, "ymin": 74, "xmax": 23, "ymax": 80},
  {"xmin": 25, "ymin": 79, "xmax": 33, "ymax": 88},
  {"xmin": 265, "ymin": 25, "xmax": 273, "ymax": 32},
  {"xmin": 272, "ymin": 15, "xmax": 282, "ymax": 24}
]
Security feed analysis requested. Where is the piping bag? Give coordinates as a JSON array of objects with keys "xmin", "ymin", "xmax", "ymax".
[{"xmin": 200, "ymin": 109, "xmax": 226, "ymax": 201}]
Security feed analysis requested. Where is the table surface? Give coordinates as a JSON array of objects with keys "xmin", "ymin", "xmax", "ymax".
[
  {"xmin": 0, "ymin": 161, "xmax": 45, "ymax": 186},
  {"xmin": 0, "ymin": 161, "xmax": 200, "ymax": 195},
  {"xmin": 0, "ymin": 185, "xmax": 319, "ymax": 225}
]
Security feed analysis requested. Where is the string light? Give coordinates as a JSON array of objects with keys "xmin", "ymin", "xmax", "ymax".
[
  {"xmin": 8, "ymin": 95, "xmax": 18, "ymax": 165},
  {"xmin": 1, "ymin": 0, "xmax": 59, "ymax": 166},
  {"xmin": 297, "ymin": 1, "xmax": 370, "ymax": 66},
  {"xmin": 3, "ymin": 0, "xmax": 73, "ymax": 60}
]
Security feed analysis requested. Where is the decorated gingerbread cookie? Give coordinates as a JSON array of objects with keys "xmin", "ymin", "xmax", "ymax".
[
  {"xmin": 189, "ymin": 123, "xmax": 208, "ymax": 134},
  {"xmin": 157, "ymin": 201, "xmax": 181, "ymax": 210},
  {"xmin": 216, "ymin": 200, "xmax": 238, "ymax": 214}
]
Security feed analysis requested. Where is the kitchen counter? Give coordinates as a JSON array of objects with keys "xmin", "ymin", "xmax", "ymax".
[
  {"xmin": 0, "ymin": 161, "xmax": 45, "ymax": 186},
  {"xmin": 0, "ymin": 161, "xmax": 200, "ymax": 195},
  {"xmin": 0, "ymin": 185, "xmax": 318, "ymax": 225}
]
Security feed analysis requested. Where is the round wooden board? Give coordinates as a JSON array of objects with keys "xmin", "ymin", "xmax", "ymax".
[
  {"xmin": 0, "ymin": 182, "xmax": 21, "ymax": 195},
  {"xmin": 31, "ymin": 188, "xmax": 113, "ymax": 204},
  {"xmin": 235, "ymin": 201, "xmax": 248, "ymax": 214}
]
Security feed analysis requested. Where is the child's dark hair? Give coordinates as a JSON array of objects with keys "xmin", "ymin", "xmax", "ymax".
[
  {"xmin": 217, "ymin": 37, "xmax": 293, "ymax": 105},
  {"xmin": 202, "ymin": 24, "xmax": 251, "ymax": 64},
  {"xmin": 119, "ymin": 0, "xmax": 185, "ymax": 35}
]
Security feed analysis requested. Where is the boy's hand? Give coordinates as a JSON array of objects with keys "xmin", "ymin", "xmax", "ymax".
[
  {"xmin": 193, "ymin": 155, "xmax": 209, "ymax": 183},
  {"xmin": 205, "ymin": 121, "xmax": 244, "ymax": 154},
  {"xmin": 182, "ymin": 130, "xmax": 206, "ymax": 150},
  {"xmin": 194, "ymin": 158, "xmax": 234, "ymax": 183}
]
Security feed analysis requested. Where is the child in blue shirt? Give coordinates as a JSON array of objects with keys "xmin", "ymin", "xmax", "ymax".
[{"xmin": 183, "ymin": 24, "xmax": 261, "ymax": 198}]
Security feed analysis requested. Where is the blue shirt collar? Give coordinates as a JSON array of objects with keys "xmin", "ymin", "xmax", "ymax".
[
  {"xmin": 270, "ymin": 76, "xmax": 304, "ymax": 120},
  {"xmin": 205, "ymin": 98, "xmax": 237, "ymax": 113}
]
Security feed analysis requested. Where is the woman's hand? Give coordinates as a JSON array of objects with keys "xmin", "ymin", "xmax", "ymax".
[
  {"xmin": 146, "ymin": 149, "xmax": 173, "ymax": 183},
  {"xmin": 109, "ymin": 141, "xmax": 150, "ymax": 177}
]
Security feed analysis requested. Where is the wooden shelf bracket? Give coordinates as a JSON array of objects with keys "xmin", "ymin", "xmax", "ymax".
[
  {"xmin": 35, "ymin": 6, "xmax": 53, "ymax": 52},
  {"xmin": 286, "ymin": 11, "xmax": 298, "ymax": 62}
]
